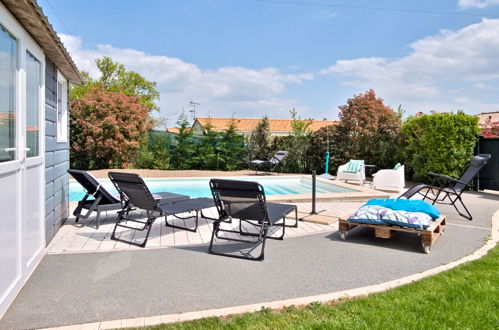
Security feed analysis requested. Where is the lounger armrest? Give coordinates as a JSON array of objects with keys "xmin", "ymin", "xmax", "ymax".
[{"xmin": 428, "ymin": 172, "xmax": 469, "ymax": 187}]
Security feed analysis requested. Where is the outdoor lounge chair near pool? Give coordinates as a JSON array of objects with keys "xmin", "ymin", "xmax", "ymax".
[
  {"xmin": 208, "ymin": 178, "xmax": 298, "ymax": 261},
  {"xmin": 249, "ymin": 150, "xmax": 288, "ymax": 175},
  {"xmin": 108, "ymin": 172, "xmax": 215, "ymax": 247},
  {"xmin": 336, "ymin": 159, "xmax": 365, "ymax": 186},
  {"xmin": 68, "ymin": 169, "xmax": 189, "ymax": 229},
  {"xmin": 399, "ymin": 154, "xmax": 491, "ymax": 220}
]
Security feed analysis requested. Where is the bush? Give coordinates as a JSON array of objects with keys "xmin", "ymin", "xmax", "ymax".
[
  {"xmin": 307, "ymin": 124, "xmax": 351, "ymax": 174},
  {"xmin": 70, "ymin": 87, "xmax": 151, "ymax": 169},
  {"xmin": 134, "ymin": 132, "xmax": 171, "ymax": 170},
  {"xmin": 401, "ymin": 111, "xmax": 480, "ymax": 182}
]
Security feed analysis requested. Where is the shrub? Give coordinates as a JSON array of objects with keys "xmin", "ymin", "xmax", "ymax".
[
  {"xmin": 338, "ymin": 89, "xmax": 402, "ymax": 169},
  {"xmin": 70, "ymin": 87, "xmax": 151, "ymax": 169},
  {"xmin": 134, "ymin": 132, "xmax": 171, "ymax": 170},
  {"xmin": 401, "ymin": 111, "xmax": 480, "ymax": 182},
  {"xmin": 308, "ymin": 124, "xmax": 350, "ymax": 174}
]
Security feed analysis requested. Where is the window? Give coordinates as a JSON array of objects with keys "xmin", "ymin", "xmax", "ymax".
[
  {"xmin": 0, "ymin": 25, "xmax": 17, "ymax": 163},
  {"xmin": 25, "ymin": 51, "xmax": 41, "ymax": 158},
  {"xmin": 56, "ymin": 71, "xmax": 68, "ymax": 142}
]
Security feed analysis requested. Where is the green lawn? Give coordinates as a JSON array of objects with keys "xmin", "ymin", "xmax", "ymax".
[{"xmin": 141, "ymin": 245, "xmax": 498, "ymax": 329}]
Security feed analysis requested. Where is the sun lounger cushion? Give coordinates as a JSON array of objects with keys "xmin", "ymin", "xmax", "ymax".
[
  {"xmin": 348, "ymin": 205, "xmax": 433, "ymax": 229},
  {"xmin": 345, "ymin": 159, "xmax": 364, "ymax": 173},
  {"xmin": 365, "ymin": 198, "xmax": 440, "ymax": 219}
]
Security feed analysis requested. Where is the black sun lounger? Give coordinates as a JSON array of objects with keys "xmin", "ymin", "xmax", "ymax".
[
  {"xmin": 399, "ymin": 154, "xmax": 491, "ymax": 220},
  {"xmin": 68, "ymin": 169, "xmax": 189, "ymax": 229},
  {"xmin": 249, "ymin": 150, "xmax": 288, "ymax": 175},
  {"xmin": 108, "ymin": 172, "xmax": 216, "ymax": 247},
  {"xmin": 208, "ymin": 178, "xmax": 297, "ymax": 261}
]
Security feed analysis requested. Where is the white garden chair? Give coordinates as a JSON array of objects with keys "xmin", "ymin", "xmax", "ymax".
[
  {"xmin": 336, "ymin": 160, "xmax": 366, "ymax": 186},
  {"xmin": 372, "ymin": 165, "xmax": 405, "ymax": 192}
]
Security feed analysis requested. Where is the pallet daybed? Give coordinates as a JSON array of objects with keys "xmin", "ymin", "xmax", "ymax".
[{"xmin": 338, "ymin": 216, "xmax": 446, "ymax": 254}]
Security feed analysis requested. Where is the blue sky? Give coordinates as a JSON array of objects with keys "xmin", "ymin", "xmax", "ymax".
[{"xmin": 39, "ymin": 0, "xmax": 499, "ymax": 126}]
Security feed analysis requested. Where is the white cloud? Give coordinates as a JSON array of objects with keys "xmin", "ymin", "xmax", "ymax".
[
  {"xmin": 312, "ymin": 10, "xmax": 338, "ymax": 20},
  {"xmin": 60, "ymin": 34, "xmax": 313, "ymax": 125},
  {"xmin": 458, "ymin": 0, "xmax": 499, "ymax": 8},
  {"xmin": 321, "ymin": 19, "xmax": 499, "ymax": 114}
]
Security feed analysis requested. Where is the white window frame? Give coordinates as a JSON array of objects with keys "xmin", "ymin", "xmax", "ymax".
[
  {"xmin": 56, "ymin": 71, "xmax": 68, "ymax": 142},
  {"xmin": 0, "ymin": 2, "xmax": 45, "ymax": 174}
]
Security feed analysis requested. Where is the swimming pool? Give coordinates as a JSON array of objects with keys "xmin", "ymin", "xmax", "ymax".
[{"xmin": 69, "ymin": 176, "xmax": 357, "ymax": 202}]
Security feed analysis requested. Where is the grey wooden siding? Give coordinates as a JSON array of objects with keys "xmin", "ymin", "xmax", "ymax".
[{"xmin": 45, "ymin": 59, "xmax": 69, "ymax": 244}]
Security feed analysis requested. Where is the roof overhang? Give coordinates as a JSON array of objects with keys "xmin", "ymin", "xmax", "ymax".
[{"xmin": 1, "ymin": 0, "xmax": 82, "ymax": 84}]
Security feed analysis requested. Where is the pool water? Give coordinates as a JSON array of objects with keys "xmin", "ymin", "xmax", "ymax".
[{"xmin": 69, "ymin": 176, "xmax": 356, "ymax": 202}]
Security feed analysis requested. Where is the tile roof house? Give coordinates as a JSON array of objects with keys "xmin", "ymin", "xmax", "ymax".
[
  {"xmin": 477, "ymin": 111, "xmax": 499, "ymax": 126},
  {"xmin": 0, "ymin": 0, "xmax": 81, "ymax": 317},
  {"xmin": 190, "ymin": 117, "xmax": 338, "ymax": 136}
]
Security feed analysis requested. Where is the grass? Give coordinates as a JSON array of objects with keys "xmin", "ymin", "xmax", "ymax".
[{"xmin": 141, "ymin": 245, "xmax": 498, "ymax": 329}]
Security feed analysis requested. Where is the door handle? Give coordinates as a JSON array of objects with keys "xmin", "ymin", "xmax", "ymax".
[{"xmin": 4, "ymin": 148, "xmax": 16, "ymax": 152}]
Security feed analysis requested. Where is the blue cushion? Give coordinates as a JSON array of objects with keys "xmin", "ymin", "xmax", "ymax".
[
  {"xmin": 345, "ymin": 160, "xmax": 364, "ymax": 173},
  {"xmin": 365, "ymin": 198, "xmax": 440, "ymax": 219}
]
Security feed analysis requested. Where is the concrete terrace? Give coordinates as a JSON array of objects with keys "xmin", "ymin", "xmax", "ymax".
[{"xmin": 0, "ymin": 189, "xmax": 496, "ymax": 329}]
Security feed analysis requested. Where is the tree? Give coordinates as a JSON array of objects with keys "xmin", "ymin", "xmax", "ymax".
[
  {"xmin": 279, "ymin": 109, "xmax": 312, "ymax": 173},
  {"xmin": 338, "ymin": 89, "xmax": 401, "ymax": 168},
  {"xmin": 192, "ymin": 118, "xmax": 220, "ymax": 170},
  {"xmin": 70, "ymin": 87, "xmax": 151, "ymax": 169},
  {"xmin": 170, "ymin": 113, "xmax": 196, "ymax": 169},
  {"xmin": 249, "ymin": 116, "xmax": 272, "ymax": 160},
  {"xmin": 70, "ymin": 57, "xmax": 160, "ymax": 112},
  {"xmin": 218, "ymin": 118, "xmax": 246, "ymax": 170}
]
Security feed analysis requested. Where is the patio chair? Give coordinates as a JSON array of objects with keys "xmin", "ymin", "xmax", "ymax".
[
  {"xmin": 399, "ymin": 154, "xmax": 491, "ymax": 220},
  {"xmin": 208, "ymin": 178, "xmax": 298, "ymax": 261},
  {"xmin": 336, "ymin": 160, "xmax": 365, "ymax": 186},
  {"xmin": 249, "ymin": 150, "xmax": 288, "ymax": 175},
  {"xmin": 108, "ymin": 172, "xmax": 216, "ymax": 247},
  {"xmin": 372, "ymin": 164, "xmax": 405, "ymax": 192},
  {"xmin": 68, "ymin": 169, "xmax": 189, "ymax": 229}
]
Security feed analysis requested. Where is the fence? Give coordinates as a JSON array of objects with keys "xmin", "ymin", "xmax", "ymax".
[{"xmin": 476, "ymin": 136, "xmax": 499, "ymax": 191}]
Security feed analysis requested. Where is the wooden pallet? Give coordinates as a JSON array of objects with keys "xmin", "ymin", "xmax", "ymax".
[{"xmin": 338, "ymin": 216, "xmax": 446, "ymax": 254}]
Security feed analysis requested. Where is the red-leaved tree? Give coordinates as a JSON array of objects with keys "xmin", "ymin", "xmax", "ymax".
[
  {"xmin": 337, "ymin": 89, "xmax": 402, "ymax": 168},
  {"xmin": 70, "ymin": 86, "xmax": 151, "ymax": 169}
]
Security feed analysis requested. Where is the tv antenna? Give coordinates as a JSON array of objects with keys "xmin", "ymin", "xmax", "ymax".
[{"xmin": 189, "ymin": 101, "xmax": 200, "ymax": 120}]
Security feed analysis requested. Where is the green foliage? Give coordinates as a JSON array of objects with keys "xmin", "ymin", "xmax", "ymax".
[
  {"xmin": 278, "ymin": 109, "xmax": 313, "ymax": 173},
  {"xmin": 249, "ymin": 116, "xmax": 272, "ymax": 160},
  {"xmin": 218, "ymin": 118, "xmax": 246, "ymax": 171},
  {"xmin": 134, "ymin": 133, "xmax": 171, "ymax": 170},
  {"xmin": 192, "ymin": 119, "xmax": 220, "ymax": 170},
  {"xmin": 144, "ymin": 246, "xmax": 499, "ymax": 330},
  {"xmin": 70, "ymin": 56, "xmax": 160, "ymax": 112},
  {"xmin": 401, "ymin": 111, "xmax": 480, "ymax": 182},
  {"xmin": 170, "ymin": 113, "xmax": 196, "ymax": 170},
  {"xmin": 308, "ymin": 124, "xmax": 350, "ymax": 174}
]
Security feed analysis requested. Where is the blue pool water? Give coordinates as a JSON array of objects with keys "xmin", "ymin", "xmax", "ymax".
[{"xmin": 69, "ymin": 176, "xmax": 356, "ymax": 202}]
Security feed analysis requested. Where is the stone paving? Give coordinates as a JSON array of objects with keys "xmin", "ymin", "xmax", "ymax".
[{"xmin": 48, "ymin": 201, "xmax": 364, "ymax": 254}]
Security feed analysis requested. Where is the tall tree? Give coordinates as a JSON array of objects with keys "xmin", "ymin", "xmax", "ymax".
[
  {"xmin": 70, "ymin": 56, "xmax": 160, "ymax": 112},
  {"xmin": 249, "ymin": 115, "xmax": 272, "ymax": 160},
  {"xmin": 219, "ymin": 118, "xmax": 246, "ymax": 170},
  {"xmin": 170, "ymin": 113, "xmax": 196, "ymax": 169},
  {"xmin": 338, "ymin": 89, "xmax": 401, "ymax": 168}
]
